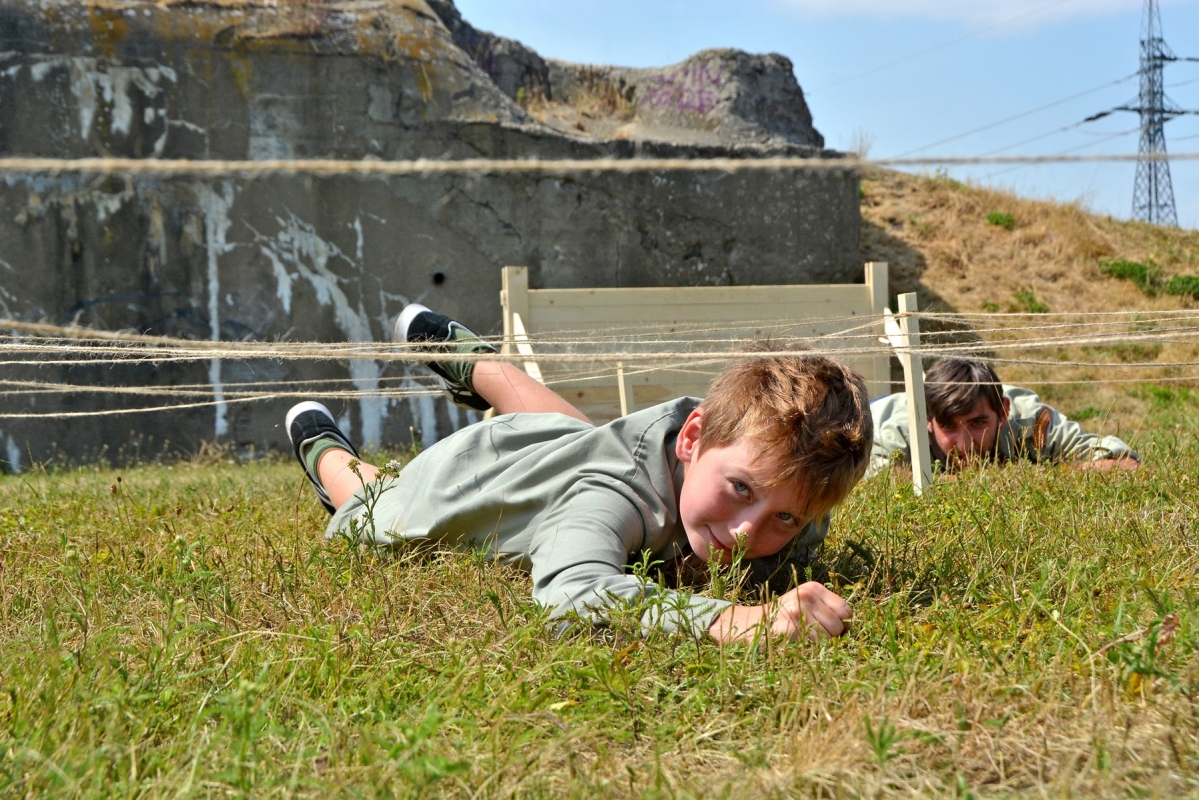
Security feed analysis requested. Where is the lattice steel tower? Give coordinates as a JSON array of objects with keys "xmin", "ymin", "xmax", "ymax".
[{"xmin": 1131, "ymin": 0, "xmax": 1179, "ymax": 226}]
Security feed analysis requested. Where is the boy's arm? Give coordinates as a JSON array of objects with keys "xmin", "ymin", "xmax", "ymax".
[
  {"xmin": 1017, "ymin": 396, "xmax": 1140, "ymax": 465},
  {"xmin": 708, "ymin": 583, "xmax": 852, "ymax": 643},
  {"xmin": 866, "ymin": 394, "xmax": 911, "ymax": 478},
  {"xmin": 529, "ymin": 486, "xmax": 732, "ymax": 636}
]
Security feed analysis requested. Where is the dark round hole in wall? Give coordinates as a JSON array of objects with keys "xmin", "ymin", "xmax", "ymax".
[{"xmin": 432, "ymin": 271, "xmax": 446, "ymax": 285}]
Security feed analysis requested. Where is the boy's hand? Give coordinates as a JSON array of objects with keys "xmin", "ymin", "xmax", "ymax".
[
  {"xmin": 775, "ymin": 582, "xmax": 852, "ymax": 641},
  {"xmin": 1074, "ymin": 457, "xmax": 1140, "ymax": 472},
  {"xmin": 708, "ymin": 582, "xmax": 852, "ymax": 643}
]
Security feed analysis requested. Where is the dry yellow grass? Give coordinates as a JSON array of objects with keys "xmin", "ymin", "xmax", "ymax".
[{"xmin": 861, "ymin": 168, "xmax": 1199, "ymax": 317}]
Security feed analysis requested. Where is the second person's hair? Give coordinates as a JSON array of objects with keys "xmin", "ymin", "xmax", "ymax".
[{"xmin": 924, "ymin": 359, "xmax": 1003, "ymax": 425}]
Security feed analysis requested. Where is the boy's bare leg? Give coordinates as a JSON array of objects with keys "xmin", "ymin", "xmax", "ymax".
[
  {"xmin": 318, "ymin": 449, "xmax": 379, "ymax": 510},
  {"xmin": 473, "ymin": 360, "xmax": 592, "ymax": 425},
  {"xmin": 396, "ymin": 304, "xmax": 591, "ymax": 425}
]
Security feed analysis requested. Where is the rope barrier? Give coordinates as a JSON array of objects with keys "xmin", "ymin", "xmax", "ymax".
[
  {"xmin": 0, "ymin": 314, "xmax": 1196, "ymax": 362},
  {"xmin": 2, "ymin": 153, "xmax": 1199, "ymax": 178},
  {"xmin": 0, "ymin": 310, "xmax": 1194, "ymax": 418}
]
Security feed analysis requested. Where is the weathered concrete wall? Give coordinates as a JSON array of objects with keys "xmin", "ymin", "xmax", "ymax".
[{"xmin": 0, "ymin": 0, "xmax": 860, "ymax": 467}]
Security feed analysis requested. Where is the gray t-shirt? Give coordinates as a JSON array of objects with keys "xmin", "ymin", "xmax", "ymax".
[{"xmin": 327, "ymin": 397, "xmax": 828, "ymax": 637}]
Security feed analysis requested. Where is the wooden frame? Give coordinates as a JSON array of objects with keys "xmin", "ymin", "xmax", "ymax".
[
  {"xmin": 500, "ymin": 263, "xmax": 893, "ymax": 425},
  {"xmin": 896, "ymin": 293, "xmax": 932, "ymax": 494}
]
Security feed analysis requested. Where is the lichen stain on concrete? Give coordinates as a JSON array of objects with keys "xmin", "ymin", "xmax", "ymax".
[
  {"xmin": 86, "ymin": 8, "xmax": 127, "ymax": 60},
  {"xmin": 9, "ymin": 173, "xmax": 134, "ymax": 245},
  {"xmin": 224, "ymin": 52, "xmax": 254, "ymax": 101},
  {"xmin": 144, "ymin": 191, "xmax": 168, "ymax": 279}
]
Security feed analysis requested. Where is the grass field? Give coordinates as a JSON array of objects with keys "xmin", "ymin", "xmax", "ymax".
[
  {"xmin": 3, "ymin": 172, "xmax": 1199, "ymax": 797},
  {"xmin": 1, "ymin": 392, "xmax": 1197, "ymax": 798}
]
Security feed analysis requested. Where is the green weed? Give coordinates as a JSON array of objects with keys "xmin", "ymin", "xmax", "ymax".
[
  {"xmin": 1009, "ymin": 289, "xmax": 1049, "ymax": 314},
  {"xmin": 1164, "ymin": 274, "xmax": 1199, "ymax": 299},
  {"xmin": 986, "ymin": 211, "xmax": 1016, "ymax": 230},
  {"xmin": 1101, "ymin": 259, "xmax": 1162, "ymax": 295}
]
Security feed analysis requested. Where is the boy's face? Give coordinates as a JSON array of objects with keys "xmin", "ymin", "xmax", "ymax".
[
  {"xmin": 675, "ymin": 408, "xmax": 811, "ymax": 563},
  {"xmin": 927, "ymin": 395, "xmax": 1011, "ymax": 469}
]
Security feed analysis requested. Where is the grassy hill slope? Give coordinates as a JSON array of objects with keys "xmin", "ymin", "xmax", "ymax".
[
  {"xmin": 860, "ymin": 168, "xmax": 1199, "ymax": 437},
  {"xmin": 861, "ymin": 169, "xmax": 1199, "ymax": 317}
]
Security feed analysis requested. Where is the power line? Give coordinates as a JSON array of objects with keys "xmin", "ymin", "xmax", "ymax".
[
  {"xmin": 893, "ymin": 74, "xmax": 1138, "ymax": 157},
  {"xmin": 980, "ymin": 120, "xmax": 1140, "ymax": 159},
  {"xmin": 980, "ymin": 129, "xmax": 1139, "ymax": 181},
  {"xmin": 979, "ymin": 122, "xmax": 1087, "ymax": 157},
  {"xmin": 807, "ymin": 0, "xmax": 1077, "ymax": 95}
]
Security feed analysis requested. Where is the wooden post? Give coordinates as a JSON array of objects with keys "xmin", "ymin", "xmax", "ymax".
[
  {"xmin": 864, "ymin": 261, "xmax": 890, "ymax": 398},
  {"xmin": 492, "ymin": 266, "xmax": 533, "ymax": 419},
  {"xmin": 897, "ymin": 292, "xmax": 932, "ymax": 494},
  {"xmin": 510, "ymin": 311, "xmax": 545, "ymax": 384},
  {"xmin": 616, "ymin": 362, "xmax": 633, "ymax": 417},
  {"xmin": 501, "ymin": 266, "xmax": 529, "ymax": 351}
]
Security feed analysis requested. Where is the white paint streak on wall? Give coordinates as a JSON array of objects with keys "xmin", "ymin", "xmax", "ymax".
[
  {"xmin": 93, "ymin": 180, "xmax": 134, "ymax": 222},
  {"xmin": 260, "ymin": 212, "xmax": 388, "ymax": 448},
  {"xmin": 416, "ymin": 392, "xmax": 439, "ymax": 449},
  {"xmin": 352, "ymin": 216, "xmax": 364, "ymax": 262},
  {"xmin": 198, "ymin": 183, "xmax": 237, "ymax": 438},
  {"xmin": 5, "ymin": 174, "xmax": 133, "ymax": 240},
  {"xmin": 260, "ymin": 247, "xmax": 295, "ymax": 314},
  {"xmin": 12, "ymin": 56, "xmax": 177, "ymax": 145},
  {"xmin": 4, "ymin": 434, "xmax": 20, "ymax": 474}
]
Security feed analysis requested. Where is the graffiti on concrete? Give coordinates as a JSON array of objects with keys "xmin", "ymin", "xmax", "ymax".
[{"xmin": 639, "ymin": 62, "xmax": 725, "ymax": 115}]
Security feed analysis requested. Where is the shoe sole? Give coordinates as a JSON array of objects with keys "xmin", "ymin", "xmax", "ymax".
[
  {"xmin": 395, "ymin": 303, "xmax": 432, "ymax": 344},
  {"xmin": 286, "ymin": 400, "xmax": 337, "ymax": 440}
]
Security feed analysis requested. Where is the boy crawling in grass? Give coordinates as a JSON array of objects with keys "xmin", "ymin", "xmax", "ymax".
[
  {"xmin": 868, "ymin": 358, "xmax": 1139, "ymax": 477},
  {"xmin": 285, "ymin": 304, "xmax": 872, "ymax": 644}
]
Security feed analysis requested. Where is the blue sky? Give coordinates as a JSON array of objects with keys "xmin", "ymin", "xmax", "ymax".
[{"xmin": 455, "ymin": 0, "xmax": 1199, "ymax": 230}]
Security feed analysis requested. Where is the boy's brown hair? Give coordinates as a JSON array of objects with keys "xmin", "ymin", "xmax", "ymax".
[
  {"xmin": 924, "ymin": 358, "xmax": 1004, "ymax": 425},
  {"xmin": 699, "ymin": 348, "xmax": 873, "ymax": 517}
]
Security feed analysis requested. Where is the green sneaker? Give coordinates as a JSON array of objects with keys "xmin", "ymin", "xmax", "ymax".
[{"xmin": 395, "ymin": 303, "xmax": 497, "ymax": 411}]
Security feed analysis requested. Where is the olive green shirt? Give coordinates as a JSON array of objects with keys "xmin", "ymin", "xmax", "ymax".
[
  {"xmin": 867, "ymin": 385, "xmax": 1138, "ymax": 477},
  {"xmin": 327, "ymin": 398, "xmax": 830, "ymax": 638}
]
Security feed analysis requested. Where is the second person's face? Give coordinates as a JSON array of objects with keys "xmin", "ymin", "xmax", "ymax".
[{"xmin": 928, "ymin": 396, "xmax": 1009, "ymax": 468}]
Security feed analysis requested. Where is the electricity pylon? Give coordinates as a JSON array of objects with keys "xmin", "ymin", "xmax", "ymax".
[
  {"xmin": 1084, "ymin": 0, "xmax": 1198, "ymax": 227},
  {"xmin": 1132, "ymin": 0, "xmax": 1179, "ymax": 226}
]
